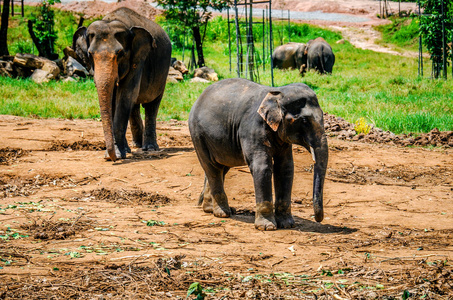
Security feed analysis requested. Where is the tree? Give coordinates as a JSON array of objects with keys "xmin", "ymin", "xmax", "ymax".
[
  {"xmin": 0, "ymin": 0, "xmax": 10, "ymax": 56},
  {"xmin": 28, "ymin": 0, "xmax": 61, "ymax": 59},
  {"xmin": 419, "ymin": 0, "xmax": 453, "ymax": 78},
  {"xmin": 157, "ymin": 0, "xmax": 231, "ymax": 67}
]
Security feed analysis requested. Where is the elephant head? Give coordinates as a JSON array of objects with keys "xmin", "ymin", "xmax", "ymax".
[
  {"xmin": 72, "ymin": 21, "xmax": 154, "ymax": 161},
  {"xmin": 258, "ymin": 88, "xmax": 328, "ymax": 222}
]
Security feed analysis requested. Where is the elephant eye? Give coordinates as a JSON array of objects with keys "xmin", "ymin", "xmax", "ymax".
[{"xmin": 114, "ymin": 32, "xmax": 129, "ymax": 46}]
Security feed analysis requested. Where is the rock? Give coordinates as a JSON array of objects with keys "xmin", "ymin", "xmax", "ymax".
[
  {"xmin": 167, "ymin": 66, "xmax": 183, "ymax": 81},
  {"xmin": 194, "ymin": 66, "xmax": 218, "ymax": 81},
  {"xmin": 64, "ymin": 56, "xmax": 89, "ymax": 77},
  {"xmin": 172, "ymin": 60, "xmax": 188, "ymax": 74},
  {"xmin": 30, "ymin": 69, "xmax": 52, "ymax": 84},
  {"xmin": 166, "ymin": 76, "xmax": 179, "ymax": 83},
  {"xmin": 62, "ymin": 76, "xmax": 77, "ymax": 82},
  {"xmin": 190, "ymin": 77, "xmax": 210, "ymax": 83},
  {"xmin": 336, "ymin": 39, "xmax": 345, "ymax": 44},
  {"xmin": 63, "ymin": 46, "xmax": 79, "ymax": 61},
  {"xmin": 13, "ymin": 53, "xmax": 60, "ymax": 80}
]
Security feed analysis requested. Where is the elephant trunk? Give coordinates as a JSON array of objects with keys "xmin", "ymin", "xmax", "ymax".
[
  {"xmin": 311, "ymin": 134, "xmax": 328, "ymax": 222},
  {"xmin": 93, "ymin": 51, "xmax": 119, "ymax": 162}
]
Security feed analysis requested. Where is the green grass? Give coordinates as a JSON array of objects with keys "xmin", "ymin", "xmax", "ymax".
[
  {"xmin": 0, "ymin": 77, "xmax": 99, "ymax": 119},
  {"xmin": 375, "ymin": 16, "xmax": 420, "ymax": 51},
  {"xmin": 1, "ymin": 7, "xmax": 452, "ymax": 134}
]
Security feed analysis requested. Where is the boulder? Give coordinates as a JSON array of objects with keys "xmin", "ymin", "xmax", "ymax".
[
  {"xmin": 167, "ymin": 66, "xmax": 183, "ymax": 81},
  {"xmin": 194, "ymin": 66, "xmax": 218, "ymax": 81},
  {"xmin": 190, "ymin": 77, "xmax": 210, "ymax": 83},
  {"xmin": 30, "ymin": 69, "xmax": 52, "ymax": 84},
  {"xmin": 64, "ymin": 56, "xmax": 89, "ymax": 77},
  {"xmin": 172, "ymin": 60, "xmax": 188, "ymax": 74},
  {"xmin": 13, "ymin": 53, "xmax": 60, "ymax": 80}
]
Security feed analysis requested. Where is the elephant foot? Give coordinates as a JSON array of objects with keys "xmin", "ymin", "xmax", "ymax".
[
  {"xmin": 131, "ymin": 141, "xmax": 142, "ymax": 149},
  {"xmin": 202, "ymin": 195, "xmax": 213, "ymax": 213},
  {"xmin": 275, "ymin": 213, "xmax": 295, "ymax": 229},
  {"xmin": 104, "ymin": 145, "xmax": 126, "ymax": 161},
  {"xmin": 143, "ymin": 141, "xmax": 159, "ymax": 152},
  {"xmin": 213, "ymin": 193, "xmax": 231, "ymax": 218},
  {"xmin": 125, "ymin": 144, "xmax": 132, "ymax": 154},
  {"xmin": 255, "ymin": 202, "xmax": 277, "ymax": 231}
]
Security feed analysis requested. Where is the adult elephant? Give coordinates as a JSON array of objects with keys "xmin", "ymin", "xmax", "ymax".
[
  {"xmin": 272, "ymin": 42, "xmax": 306, "ymax": 70},
  {"xmin": 73, "ymin": 7, "xmax": 172, "ymax": 161},
  {"xmin": 300, "ymin": 37, "xmax": 335, "ymax": 76},
  {"xmin": 189, "ymin": 78, "xmax": 328, "ymax": 231}
]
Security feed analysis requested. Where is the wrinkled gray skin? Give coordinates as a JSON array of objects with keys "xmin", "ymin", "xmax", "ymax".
[
  {"xmin": 189, "ymin": 78, "xmax": 328, "ymax": 231},
  {"xmin": 300, "ymin": 37, "xmax": 335, "ymax": 76},
  {"xmin": 272, "ymin": 42, "xmax": 306, "ymax": 70},
  {"xmin": 72, "ymin": 8, "xmax": 171, "ymax": 161}
]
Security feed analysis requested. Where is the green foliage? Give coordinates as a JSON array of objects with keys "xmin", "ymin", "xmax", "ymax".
[
  {"xmin": 419, "ymin": 0, "xmax": 453, "ymax": 78},
  {"xmin": 187, "ymin": 282, "xmax": 205, "ymax": 300},
  {"xmin": 29, "ymin": 0, "xmax": 61, "ymax": 57},
  {"xmin": 5, "ymin": 5, "xmax": 98, "ymax": 57},
  {"xmin": 375, "ymin": 17, "xmax": 419, "ymax": 50},
  {"xmin": 156, "ymin": 0, "xmax": 230, "ymax": 27}
]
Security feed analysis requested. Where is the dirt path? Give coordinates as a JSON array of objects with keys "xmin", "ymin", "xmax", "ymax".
[
  {"xmin": 1, "ymin": 115, "xmax": 452, "ymax": 298},
  {"xmin": 329, "ymin": 25, "xmax": 420, "ymax": 57}
]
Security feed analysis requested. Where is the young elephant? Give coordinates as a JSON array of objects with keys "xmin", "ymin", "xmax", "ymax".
[{"xmin": 189, "ymin": 78, "xmax": 328, "ymax": 230}]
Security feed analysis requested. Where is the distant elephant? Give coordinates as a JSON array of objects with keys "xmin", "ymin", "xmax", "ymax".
[
  {"xmin": 272, "ymin": 42, "xmax": 306, "ymax": 70},
  {"xmin": 73, "ymin": 7, "xmax": 172, "ymax": 161},
  {"xmin": 189, "ymin": 78, "xmax": 328, "ymax": 231},
  {"xmin": 300, "ymin": 37, "xmax": 335, "ymax": 76}
]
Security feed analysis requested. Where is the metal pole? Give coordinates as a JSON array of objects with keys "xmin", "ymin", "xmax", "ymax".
[
  {"xmin": 441, "ymin": 0, "xmax": 447, "ymax": 79},
  {"xmin": 11, "ymin": 0, "xmax": 14, "ymax": 17},
  {"xmin": 234, "ymin": 0, "xmax": 241, "ymax": 78},
  {"xmin": 21, "ymin": 0, "xmax": 24, "ymax": 17},
  {"xmin": 263, "ymin": 9, "xmax": 265, "ymax": 72},
  {"xmin": 248, "ymin": 1, "xmax": 254, "ymax": 81},
  {"xmin": 228, "ymin": 7, "xmax": 231, "ymax": 73},
  {"xmin": 269, "ymin": 0, "xmax": 274, "ymax": 87},
  {"xmin": 418, "ymin": 0, "xmax": 423, "ymax": 77},
  {"xmin": 288, "ymin": 10, "xmax": 290, "ymax": 42}
]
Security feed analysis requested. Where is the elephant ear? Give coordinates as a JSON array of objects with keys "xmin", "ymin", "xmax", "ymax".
[
  {"xmin": 131, "ymin": 27, "xmax": 153, "ymax": 68},
  {"xmin": 258, "ymin": 91, "xmax": 284, "ymax": 132},
  {"xmin": 72, "ymin": 26, "xmax": 91, "ymax": 72}
]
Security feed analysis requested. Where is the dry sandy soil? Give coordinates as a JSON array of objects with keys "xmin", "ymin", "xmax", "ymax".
[{"xmin": 0, "ymin": 115, "xmax": 452, "ymax": 299}]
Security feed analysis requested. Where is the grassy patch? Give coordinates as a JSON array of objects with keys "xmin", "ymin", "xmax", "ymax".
[{"xmin": 375, "ymin": 16, "xmax": 420, "ymax": 51}]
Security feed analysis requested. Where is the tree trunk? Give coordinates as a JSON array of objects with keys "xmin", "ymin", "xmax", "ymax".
[
  {"xmin": 0, "ymin": 0, "xmax": 10, "ymax": 56},
  {"xmin": 192, "ymin": 26, "xmax": 205, "ymax": 67},
  {"xmin": 28, "ymin": 20, "xmax": 48, "ymax": 58}
]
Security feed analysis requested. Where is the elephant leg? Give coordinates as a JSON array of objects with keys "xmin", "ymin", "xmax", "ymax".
[
  {"xmin": 129, "ymin": 104, "xmax": 144, "ymax": 149},
  {"xmin": 112, "ymin": 98, "xmax": 132, "ymax": 159},
  {"xmin": 273, "ymin": 147, "xmax": 295, "ymax": 229},
  {"xmin": 198, "ymin": 175, "xmax": 213, "ymax": 213},
  {"xmin": 142, "ymin": 95, "xmax": 163, "ymax": 151},
  {"xmin": 249, "ymin": 154, "xmax": 277, "ymax": 231},
  {"xmin": 199, "ymin": 167, "xmax": 229, "ymax": 214},
  {"xmin": 203, "ymin": 164, "xmax": 230, "ymax": 218}
]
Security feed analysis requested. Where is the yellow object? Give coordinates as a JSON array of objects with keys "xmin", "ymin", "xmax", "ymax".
[{"xmin": 355, "ymin": 117, "xmax": 371, "ymax": 135}]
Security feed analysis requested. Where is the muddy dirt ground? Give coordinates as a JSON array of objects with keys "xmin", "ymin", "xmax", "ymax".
[{"xmin": 0, "ymin": 114, "xmax": 452, "ymax": 299}]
